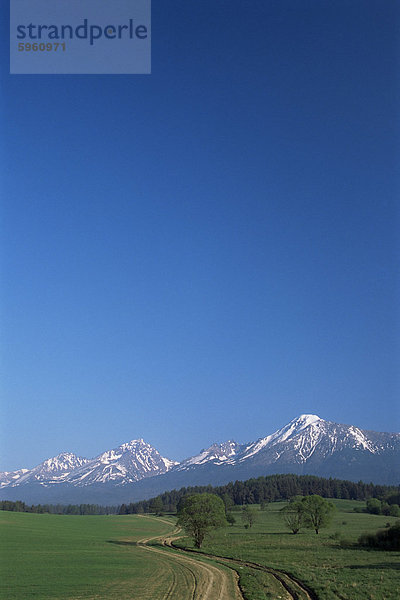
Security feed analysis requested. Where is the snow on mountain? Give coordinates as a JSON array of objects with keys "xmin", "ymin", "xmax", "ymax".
[
  {"xmin": 1, "ymin": 416, "xmax": 399, "ymax": 496},
  {"xmin": 238, "ymin": 414, "xmax": 395, "ymax": 468},
  {"xmin": 240, "ymin": 414, "xmax": 323, "ymax": 461},
  {"xmin": 4, "ymin": 453, "xmax": 89, "ymax": 487},
  {"xmin": 176, "ymin": 441, "xmax": 241, "ymax": 471},
  {"xmin": 0, "ymin": 468, "xmax": 29, "ymax": 488},
  {"xmin": 59, "ymin": 439, "xmax": 178, "ymax": 487},
  {"xmin": 161, "ymin": 456, "xmax": 179, "ymax": 470},
  {"xmin": 1, "ymin": 440, "xmax": 178, "ymax": 489}
]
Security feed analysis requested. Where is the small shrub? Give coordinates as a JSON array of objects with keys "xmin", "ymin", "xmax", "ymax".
[
  {"xmin": 366, "ymin": 498, "xmax": 382, "ymax": 515},
  {"xmin": 358, "ymin": 520, "xmax": 400, "ymax": 550},
  {"xmin": 226, "ymin": 513, "xmax": 236, "ymax": 526}
]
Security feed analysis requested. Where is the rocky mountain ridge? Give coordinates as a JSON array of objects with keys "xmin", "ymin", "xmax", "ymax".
[{"xmin": 1, "ymin": 415, "xmax": 399, "ymax": 503}]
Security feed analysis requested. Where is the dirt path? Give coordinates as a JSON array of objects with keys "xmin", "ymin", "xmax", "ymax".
[
  {"xmin": 136, "ymin": 518, "xmax": 242, "ymax": 600},
  {"xmin": 168, "ymin": 540, "xmax": 319, "ymax": 600},
  {"xmin": 136, "ymin": 515, "xmax": 317, "ymax": 600}
]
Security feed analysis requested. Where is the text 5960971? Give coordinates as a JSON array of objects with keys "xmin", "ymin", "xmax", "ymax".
[{"xmin": 18, "ymin": 42, "xmax": 66, "ymax": 52}]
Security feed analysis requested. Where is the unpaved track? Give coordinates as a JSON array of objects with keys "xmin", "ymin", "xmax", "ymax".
[
  {"xmin": 136, "ymin": 516, "xmax": 318, "ymax": 600},
  {"xmin": 136, "ymin": 517, "xmax": 242, "ymax": 600},
  {"xmin": 168, "ymin": 540, "xmax": 318, "ymax": 600}
]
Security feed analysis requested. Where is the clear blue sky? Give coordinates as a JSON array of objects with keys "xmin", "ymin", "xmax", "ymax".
[{"xmin": 1, "ymin": 1, "xmax": 399, "ymax": 471}]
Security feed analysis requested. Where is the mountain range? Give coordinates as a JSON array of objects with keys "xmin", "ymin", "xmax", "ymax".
[{"xmin": 1, "ymin": 415, "xmax": 399, "ymax": 504}]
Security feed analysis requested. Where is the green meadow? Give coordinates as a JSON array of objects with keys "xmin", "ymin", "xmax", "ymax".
[
  {"xmin": 1, "ymin": 500, "xmax": 399, "ymax": 599},
  {"xmin": 175, "ymin": 499, "xmax": 400, "ymax": 600},
  {"xmin": 0, "ymin": 511, "xmax": 176, "ymax": 599}
]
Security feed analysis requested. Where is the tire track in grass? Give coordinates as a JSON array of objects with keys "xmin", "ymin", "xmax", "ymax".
[
  {"xmin": 135, "ymin": 516, "xmax": 316, "ymax": 600},
  {"xmin": 139, "ymin": 543, "xmax": 197, "ymax": 600},
  {"xmin": 136, "ymin": 528, "xmax": 194, "ymax": 600},
  {"xmin": 161, "ymin": 552, "xmax": 196, "ymax": 600},
  {"xmin": 137, "ymin": 517, "xmax": 242, "ymax": 599},
  {"xmin": 140, "ymin": 538, "xmax": 231, "ymax": 599},
  {"xmin": 168, "ymin": 540, "xmax": 319, "ymax": 600}
]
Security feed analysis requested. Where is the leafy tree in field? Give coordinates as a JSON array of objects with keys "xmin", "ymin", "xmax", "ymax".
[
  {"xmin": 241, "ymin": 505, "xmax": 257, "ymax": 528},
  {"xmin": 177, "ymin": 493, "xmax": 227, "ymax": 548},
  {"xmin": 301, "ymin": 495, "xmax": 335, "ymax": 534},
  {"xmin": 280, "ymin": 498, "xmax": 304, "ymax": 534},
  {"xmin": 366, "ymin": 498, "xmax": 382, "ymax": 515}
]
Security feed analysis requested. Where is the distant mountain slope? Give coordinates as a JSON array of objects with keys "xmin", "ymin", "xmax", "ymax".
[
  {"xmin": 0, "ymin": 468, "xmax": 29, "ymax": 488},
  {"xmin": 65, "ymin": 439, "xmax": 178, "ymax": 486},
  {"xmin": 0, "ymin": 440, "xmax": 177, "ymax": 492},
  {"xmin": 2, "ymin": 453, "xmax": 89, "ymax": 487},
  {"xmin": 1, "ymin": 415, "xmax": 399, "ymax": 504},
  {"xmin": 175, "ymin": 441, "xmax": 241, "ymax": 471}
]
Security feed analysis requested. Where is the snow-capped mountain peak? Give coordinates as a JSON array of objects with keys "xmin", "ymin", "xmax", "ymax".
[
  {"xmin": 0, "ymin": 468, "xmax": 29, "ymax": 488},
  {"xmin": 176, "ymin": 440, "xmax": 241, "ymax": 471},
  {"xmin": 240, "ymin": 415, "xmax": 322, "ymax": 461},
  {"xmin": 1, "ymin": 415, "xmax": 399, "ymax": 499},
  {"xmin": 292, "ymin": 414, "xmax": 322, "ymax": 427},
  {"xmin": 64, "ymin": 438, "xmax": 177, "ymax": 487},
  {"xmin": 0, "ymin": 439, "xmax": 178, "ymax": 490},
  {"xmin": 5, "ymin": 452, "xmax": 89, "ymax": 487},
  {"xmin": 272, "ymin": 414, "xmax": 323, "ymax": 441},
  {"xmin": 41, "ymin": 452, "xmax": 89, "ymax": 472},
  {"xmin": 120, "ymin": 439, "xmax": 145, "ymax": 450}
]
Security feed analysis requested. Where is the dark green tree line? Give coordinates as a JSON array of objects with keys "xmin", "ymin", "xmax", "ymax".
[
  {"xmin": 0, "ymin": 500, "xmax": 118, "ymax": 515},
  {"xmin": 122, "ymin": 474, "xmax": 399, "ymax": 515}
]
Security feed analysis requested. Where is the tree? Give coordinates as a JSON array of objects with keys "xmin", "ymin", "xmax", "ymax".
[
  {"xmin": 226, "ymin": 513, "xmax": 236, "ymax": 526},
  {"xmin": 177, "ymin": 493, "xmax": 227, "ymax": 548},
  {"xmin": 301, "ymin": 495, "xmax": 335, "ymax": 534},
  {"xmin": 280, "ymin": 498, "xmax": 304, "ymax": 534},
  {"xmin": 366, "ymin": 498, "xmax": 382, "ymax": 515},
  {"xmin": 221, "ymin": 493, "xmax": 234, "ymax": 513},
  {"xmin": 241, "ymin": 505, "xmax": 257, "ymax": 528}
]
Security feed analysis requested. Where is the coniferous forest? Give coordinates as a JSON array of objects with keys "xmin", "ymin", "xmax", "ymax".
[
  {"xmin": 2, "ymin": 473, "xmax": 399, "ymax": 517},
  {"xmin": 121, "ymin": 474, "xmax": 399, "ymax": 514}
]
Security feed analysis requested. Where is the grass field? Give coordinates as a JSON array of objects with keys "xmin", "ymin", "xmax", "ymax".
[
  {"xmin": 0, "ymin": 511, "xmax": 240, "ymax": 600},
  {"xmin": 0, "ymin": 511, "xmax": 178, "ymax": 599},
  {"xmin": 175, "ymin": 499, "xmax": 400, "ymax": 600},
  {"xmin": 1, "ymin": 500, "xmax": 399, "ymax": 599}
]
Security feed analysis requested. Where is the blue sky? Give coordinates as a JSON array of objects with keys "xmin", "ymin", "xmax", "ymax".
[{"xmin": 1, "ymin": 1, "xmax": 399, "ymax": 471}]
